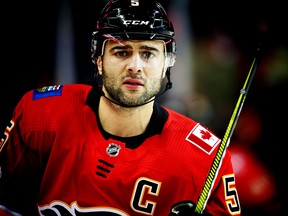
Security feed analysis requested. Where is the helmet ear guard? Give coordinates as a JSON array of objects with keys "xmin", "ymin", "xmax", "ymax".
[
  {"xmin": 91, "ymin": 31, "xmax": 103, "ymax": 64},
  {"xmin": 164, "ymin": 47, "xmax": 176, "ymax": 68}
]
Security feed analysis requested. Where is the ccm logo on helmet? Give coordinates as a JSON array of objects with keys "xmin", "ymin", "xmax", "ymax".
[{"xmin": 123, "ymin": 20, "xmax": 149, "ymax": 25}]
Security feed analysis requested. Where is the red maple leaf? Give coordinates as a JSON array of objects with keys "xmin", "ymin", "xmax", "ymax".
[{"xmin": 200, "ymin": 129, "xmax": 212, "ymax": 140}]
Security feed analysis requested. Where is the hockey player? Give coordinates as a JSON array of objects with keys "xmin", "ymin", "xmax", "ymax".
[{"xmin": 0, "ymin": 0, "xmax": 241, "ymax": 215}]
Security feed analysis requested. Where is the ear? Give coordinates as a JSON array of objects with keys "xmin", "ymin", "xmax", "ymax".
[{"xmin": 97, "ymin": 57, "xmax": 103, "ymax": 75}]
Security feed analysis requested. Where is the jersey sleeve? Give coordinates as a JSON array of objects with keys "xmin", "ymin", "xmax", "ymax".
[
  {"xmin": 0, "ymin": 84, "xmax": 91, "ymax": 215},
  {"xmin": 205, "ymin": 150, "xmax": 241, "ymax": 216},
  {"xmin": 0, "ymin": 90, "xmax": 40, "ymax": 215}
]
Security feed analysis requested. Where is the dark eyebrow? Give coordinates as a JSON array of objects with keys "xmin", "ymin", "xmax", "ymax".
[
  {"xmin": 110, "ymin": 45, "xmax": 129, "ymax": 51},
  {"xmin": 140, "ymin": 45, "xmax": 160, "ymax": 52},
  {"xmin": 110, "ymin": 44, "xmax": 160, "ymax": 52}
]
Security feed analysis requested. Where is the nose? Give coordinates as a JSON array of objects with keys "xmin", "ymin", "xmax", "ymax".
[{"xmin": 126, "ymin": 53, "xmax": 145, "ymax": 73}]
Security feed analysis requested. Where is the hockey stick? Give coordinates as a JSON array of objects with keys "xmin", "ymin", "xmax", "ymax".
[{"xmin": 194, "ymin": 30, "xmax": 269, "ymax": 214}]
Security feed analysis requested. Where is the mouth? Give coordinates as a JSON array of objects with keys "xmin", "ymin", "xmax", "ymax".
[
  {"xmin": 123, "ymin": 79, "xmax": 144, "ymax": 86},
  {"xmin": 123, "ymin": 78, "xmax": 144, "ymax": 90}
]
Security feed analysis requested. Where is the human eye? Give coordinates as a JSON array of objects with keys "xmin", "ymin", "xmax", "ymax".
[
  {"xmin": 141, "ymin": 51, "xmax": 155, "ymax": 61},
  {"xmin": 114, "ymin": 50, "xmax": 131, "ymax": 58},
  {"xmin": 110, "ymin": 45, "xmax": 132, "ymax": 58}
]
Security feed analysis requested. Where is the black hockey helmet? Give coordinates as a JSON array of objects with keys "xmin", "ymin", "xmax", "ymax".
[{"xmin": 91, "ymin": 0, "xmax": 176, "ymax": 68}]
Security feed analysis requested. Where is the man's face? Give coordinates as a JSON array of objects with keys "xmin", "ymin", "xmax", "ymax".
[{"xmin": 97, "ymin": 39, "xmax": 167, "ymax": 107}]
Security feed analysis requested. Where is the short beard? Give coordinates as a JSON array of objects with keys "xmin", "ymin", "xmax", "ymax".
[{"xmin": 101, "ymin": 67, "xmax": 162, "ymax": 107}]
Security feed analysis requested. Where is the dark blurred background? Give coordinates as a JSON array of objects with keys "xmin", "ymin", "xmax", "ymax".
[{"xmin": 1, "ymin": 0, "xmax": 287, "ymax": 215}]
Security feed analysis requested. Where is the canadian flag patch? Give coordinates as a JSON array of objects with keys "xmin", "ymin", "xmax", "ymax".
[{"xmin": 186, "ymin": 123, "xmax": 221, "ymax": 155}]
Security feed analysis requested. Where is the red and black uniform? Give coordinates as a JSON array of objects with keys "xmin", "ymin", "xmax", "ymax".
[{"xmin": 0, "ymin": 84, "xmax": 241, "ymax": 215}]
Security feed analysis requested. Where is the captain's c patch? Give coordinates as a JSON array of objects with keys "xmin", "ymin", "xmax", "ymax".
[
  {"xmin": 33, "ymin": 85, "xmax": 63, "ymax": 100},
  {"xmin": 186, "ymin": 123, "xmax": 221, "ymax": 155}
]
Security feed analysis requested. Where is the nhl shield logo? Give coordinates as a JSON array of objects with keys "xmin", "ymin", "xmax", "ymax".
[{"xmin": 106, "ymin": 143, "xmax": 121, "ymax": 157}]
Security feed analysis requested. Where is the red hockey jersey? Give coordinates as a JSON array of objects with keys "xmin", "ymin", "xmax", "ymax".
[{"xmin": 0, "ymin": 84, "xmax": 241, "ymax": 215}]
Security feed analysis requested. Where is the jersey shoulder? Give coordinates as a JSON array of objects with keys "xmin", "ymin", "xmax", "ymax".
[
  {"xmin": 31, "ymin": 83, "xmax": 92, "ymax": 100},
  {"xmin": 164, "ymin": 107, "xmax": 197, "ymax": 128},
  {"xmin": 20, "ymin": 83, "xmax": 93, "ymax": 106},
  {"xmin": 163, "ymin": 107, "xmax": 221, "ymax": 155},
  {"xmin": 13, "ymin": 84, "xmax": 94, "ymax": 129}
]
